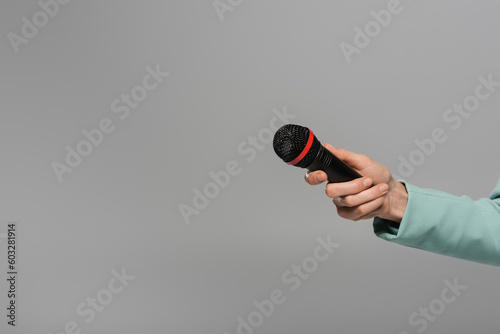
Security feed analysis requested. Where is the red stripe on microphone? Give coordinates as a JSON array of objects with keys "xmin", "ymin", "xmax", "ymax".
[{"xmin": 287, "ymin": 130, "xmax": 314, "ymax": 165}]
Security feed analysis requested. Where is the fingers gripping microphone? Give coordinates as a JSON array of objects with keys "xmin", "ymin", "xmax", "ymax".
[{"xmin": 273, "ymin": 124, "xmax": 362, "ymax": 183}]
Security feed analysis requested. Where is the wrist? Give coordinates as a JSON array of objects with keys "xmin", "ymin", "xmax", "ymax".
[{"xmin": 382, "ymin": 178, "xmax": 408, "ymax": 224}]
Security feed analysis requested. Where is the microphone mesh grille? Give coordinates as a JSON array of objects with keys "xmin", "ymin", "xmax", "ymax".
[{"xmin": 273, "ymin": 124, "xmax": 319, "ymax": 168}]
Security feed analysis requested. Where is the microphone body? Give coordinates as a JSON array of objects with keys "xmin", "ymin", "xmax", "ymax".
[
  {"xmin": 306, "ymin": 144, "xmax": 362, "ymax": 183},
  {"xmin": 273, "ymin": 124, "xmax": 362, "ymax": 183}
]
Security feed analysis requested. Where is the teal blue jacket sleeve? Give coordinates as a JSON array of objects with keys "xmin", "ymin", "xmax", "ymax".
[{"xmin": 373, "ymin": 178, "xmax": 500, "ymax": 266}]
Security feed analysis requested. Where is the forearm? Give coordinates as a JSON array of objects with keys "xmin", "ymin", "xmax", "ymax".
[{"xmin": 373, "ymin": 180, "xmax": 500, "ymax": 266}]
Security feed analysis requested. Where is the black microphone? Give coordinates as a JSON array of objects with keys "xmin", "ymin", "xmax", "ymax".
[{"xmin": 273, "ymin": 124, "xmax": 362, "ymax": 183}]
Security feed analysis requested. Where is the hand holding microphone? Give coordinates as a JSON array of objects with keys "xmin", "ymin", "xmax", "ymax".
[{"xmin": 273, "ymin": 124, "xmax": 408, "ymax": 222}]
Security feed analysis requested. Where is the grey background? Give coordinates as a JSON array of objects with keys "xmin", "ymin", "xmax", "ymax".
[{"xmin": 1, "ymin": 0, "xmax": 499, "ymax": 333}]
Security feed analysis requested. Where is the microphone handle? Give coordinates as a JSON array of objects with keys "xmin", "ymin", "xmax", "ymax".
[{"xmin": 306, "ymin": 145, "xmax": 362, "ymax": 183}]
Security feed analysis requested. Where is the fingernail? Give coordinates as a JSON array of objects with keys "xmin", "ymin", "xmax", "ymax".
[
  {"xmin": 317, "ymin": 174, "xmax": 326, "ymax": 182},
  {"xmin": 379, "ymin": 184, "xmax": 389, "ymax": 192},
  {"xmin": 363, "ymin": 178, "xmax": 372, "ymax": 187}
]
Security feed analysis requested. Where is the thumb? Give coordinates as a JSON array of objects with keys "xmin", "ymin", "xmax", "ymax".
[{"xmin": 323, "ymin": 143, "xmax": 366, "ymax": 170}]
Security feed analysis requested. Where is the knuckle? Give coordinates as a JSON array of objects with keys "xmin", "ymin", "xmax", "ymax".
[
  {"xmin": 356, "ymin": 205, "xmax": 369, "ymax": 216},
  {"xmin": 360, "ymin": 154, "xmax": 372, "ymax": 164},
  {"xmin": 325, "ymin": 185, "xmax": 336, "ymax": 197},
  {"xmin": 343, "ymin": 196, "xmax": 356, "ymax": 207},
  {"xmin": 337, "ymin": 207, "xmax": 352, "ymax": 220},
  {"xmin": 357, "ymin": 179, "xmax": 367, "ymax": 191}
]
